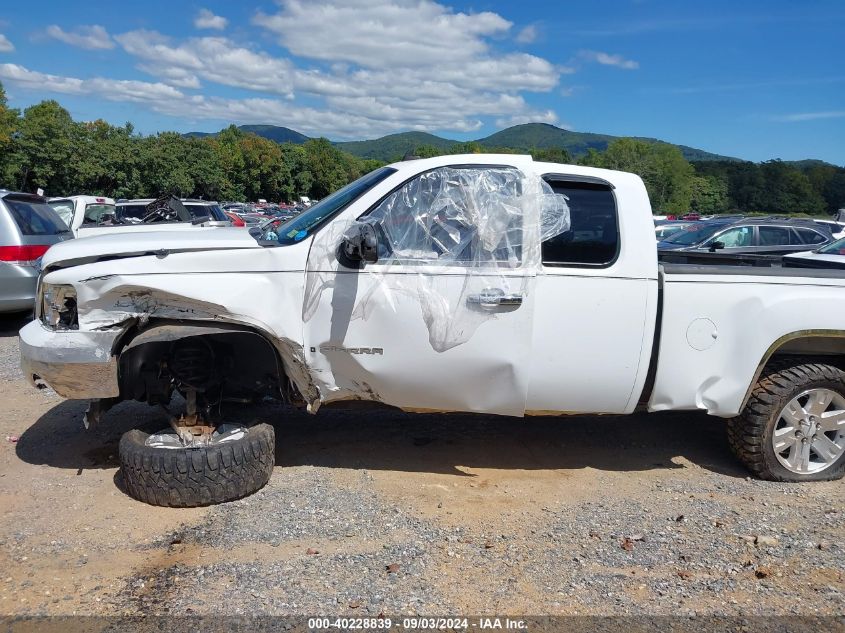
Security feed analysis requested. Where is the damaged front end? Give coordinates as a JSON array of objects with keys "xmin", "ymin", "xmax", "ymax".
[{"xmin": 21, "ymin": 247, "xmax": 321, "ymax": 434}]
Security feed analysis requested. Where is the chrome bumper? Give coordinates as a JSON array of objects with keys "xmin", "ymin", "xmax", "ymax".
[{"xmin": 19, "ymin": 320, "xmax": 122, "ymax": 399}]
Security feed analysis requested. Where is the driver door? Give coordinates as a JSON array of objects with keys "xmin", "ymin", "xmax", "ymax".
[{"xmin": 302, "ymin": 165, "xmax": 536, "ymax": 416}]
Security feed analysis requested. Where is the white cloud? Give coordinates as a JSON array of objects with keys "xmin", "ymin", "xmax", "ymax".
[
  {"xmin": 495, "ymin": 111, "xmax": 560, "ymax": 128},
  {"xmin": 3, "ymin": 0, "xmax": 566, "ymax": 139},
  {"xmin": 0, "ymin": 34, "xmax": 13, "ymax": 53},
  {"xmin": 46, "ymin": 24, "xmax": 114, "ymax": 50},
  {"xmin": 579, "ymin": 50, "xmax": 639, "ymax": 70},
  {"xmin": 253, "ymin": 0, "xmax": 512, "ymax": 68},
  {"xmin": 0, "ymin": 63, "xmax": 183, "ymax": 103},
  {"xmin": 515, "ymin": 25, "xmax": 537, "ymax": 44},
  {"xmin": 194, "ymin": 9, "xmax": 228, "ymax": 30},
  {"xmin": 772, "ymin": 110, "xmax": 845, "ymax": 122},
  {"xmin": 115, "ymin": 30, "xmax": 296, "ymax": 96}
]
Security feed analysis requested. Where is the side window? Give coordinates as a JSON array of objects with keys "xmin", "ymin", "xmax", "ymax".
[
  {"xmin": 365, "ymin": 166, "xmax": 524, "ymax": 265},
  {"xmin": 541, "ymin": 180, "xmax": 617, "ymax": 266},
  {"xmin": 758, "ymin": 226, "xmax": 792, "ymax": 246},
  {"xmin": 713, "ymin": 226, "xmax": 753, "ymax": 248},
  {"xmin": 797, "ymin": 228, "xmax": 826, "ymax": 245}
]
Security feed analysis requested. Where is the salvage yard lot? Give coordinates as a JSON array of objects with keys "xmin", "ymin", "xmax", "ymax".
[{"xmin": 0, "ymin": 312, "xmax": 843, "ymax": 618}]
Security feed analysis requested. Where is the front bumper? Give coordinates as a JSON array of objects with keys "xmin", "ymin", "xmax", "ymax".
[{"xmin": 19, "ymin": 320, "xmax": 122, "ymax": 399}]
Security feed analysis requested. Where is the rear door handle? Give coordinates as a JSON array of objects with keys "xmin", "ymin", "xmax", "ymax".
[{"xmin": 466, "ymin": 288, "xmax": 523, "ymax": 308}]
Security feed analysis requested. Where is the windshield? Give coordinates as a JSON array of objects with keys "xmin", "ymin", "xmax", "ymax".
[
  {"xmin": 661, "ymin": 222, "xmax": 727, "ymax": 246},
  {"xmin": 264, "ymin": 167, "xmax": 397, "ymax": 245},
  {"xmin": 817, "ymin": 236, "xmax": 845, "ymax": 255},
  {"xmin": 655, "ymin": 224, "xmax": 688, "ymax": 239}
]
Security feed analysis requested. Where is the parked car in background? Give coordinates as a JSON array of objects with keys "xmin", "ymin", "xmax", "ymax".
[
  {"xmin": 116, "ymin": 199, "xmax": 231, "ymax": 226},
  {"xmin": 654, "ymin": 220, "xmax": 691, "ymax": 242},
  {"xmin": 48, "ymin": 195, "xmax": 116, "ymax": 237},
  {"xmin": 223, "ymin": 211, "xmax": 245, "ymax": 227},
  {"xmin": 1, "ymin": 191, "xmax": 71, "ymax": 313},
  {"xmin": 68, "ymin": 197, "xmax": 232, "ymax": 237},
  {"xmin": 783, "ymin": 235, "xmax": 845, "ymax": 269},
  {"xmin": 658, "ymin": 217, "xmax": 833, "ymax": 255},
  {"xmin": 813, "ymin": 219, "xmax": 845, "ymax": 240},
  {"xmin": 237, "ymin": 214, "xmax": 265, "ymax": 228}
]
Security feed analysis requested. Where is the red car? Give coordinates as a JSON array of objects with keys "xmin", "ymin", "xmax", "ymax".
[{"xmin": 223, "ymin": 211, "xmax": 245, "ymax": 227}]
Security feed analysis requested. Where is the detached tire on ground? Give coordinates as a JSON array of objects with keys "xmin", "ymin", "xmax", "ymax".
[
  {"xmin": 728, "ymin": 360, "xmax": 845, "ymax": 482},
  {"xmin": 119, "ymin": 423, "xmax": 275, "ymax": 507}
]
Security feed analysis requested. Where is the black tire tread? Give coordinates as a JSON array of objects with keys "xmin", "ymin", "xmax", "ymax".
[
  {"xmin": 727, "ymin": 358, "xmax": 845, "ymax": 482},
  {"xmin": 119, "ymin": 423, "xmax": 275, "ymax": 507}
]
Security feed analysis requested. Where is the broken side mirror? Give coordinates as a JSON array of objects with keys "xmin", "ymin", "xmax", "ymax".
[
  {"xmin": 338, "ymin": 222, "xmax": 379, "ymax": 268},
  {"xmin": 708, "ymin": 240, "xmax": 725, "ymax": 252}
]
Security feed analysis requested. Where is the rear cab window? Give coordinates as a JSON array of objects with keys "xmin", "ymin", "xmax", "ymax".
[
  {"xmin": 83, "ymin": 203, "xmax": 117, "ymax": 226},
  {"xmin": 4, "ymin": 196, "xmax": 69, "ymax": 236},
  {"xmin": 540, "ymin": 177, "xmax": 619, "ymax": 267}
]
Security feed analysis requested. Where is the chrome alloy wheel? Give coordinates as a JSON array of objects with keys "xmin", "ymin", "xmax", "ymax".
[{"xmin": 772, "ymin": 388, "xmax": 845, "ymax": 474}]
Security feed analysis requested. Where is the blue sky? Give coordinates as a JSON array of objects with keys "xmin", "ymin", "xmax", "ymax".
[{"xmin": 0, "ymin": 0, "xmax": 843, "ymax": 164}]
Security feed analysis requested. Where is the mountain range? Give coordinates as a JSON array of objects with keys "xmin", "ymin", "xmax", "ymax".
[{"xmin": 186, "ymin": 122, "xmax": 743, "ymax": 163}]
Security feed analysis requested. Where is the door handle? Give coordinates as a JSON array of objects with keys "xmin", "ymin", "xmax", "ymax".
[{"xmin": 466, "ymin": 288, "xmax": 523, "ymax": 308}]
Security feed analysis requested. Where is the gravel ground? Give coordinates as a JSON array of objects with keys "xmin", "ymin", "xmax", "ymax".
[{"xmin": 0, "ymin": 313, "xmax": 843, "ymax": 624}]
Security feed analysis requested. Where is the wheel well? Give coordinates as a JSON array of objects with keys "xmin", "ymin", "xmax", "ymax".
[
  {"xmin": 741, "ymin": 332, "xmax": 845, "ymax": 411},
  {"xmin": 772, "ymin": 335, "xmax": 845, "ymax": 367},
  {"xmin": 116, "ymin": 321, "xmax": 291, "ymax": 405}
]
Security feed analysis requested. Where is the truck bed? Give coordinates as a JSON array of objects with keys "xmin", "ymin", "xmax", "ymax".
[{"xmin": 649, "ymin": 258, "xmax": 845, "ymax": 417}]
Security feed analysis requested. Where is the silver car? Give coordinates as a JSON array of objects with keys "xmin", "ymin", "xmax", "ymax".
[{"xmin": 0, "ymin": 191, "xmax": 72, "ymax": 313}]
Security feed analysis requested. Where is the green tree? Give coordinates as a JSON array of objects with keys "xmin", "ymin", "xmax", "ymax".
[
  {"xmin": 303, "ymin": 138, "xmax": 355, "ymax": 199},
  {"xmin": 14, "ymin": 100, "xmax": 78, "ymax": 194},
  {"xmin": 758, "ymin": 160, "xmax": 825, "ymax": 214},
  {"xmin": 0, "ymin": 81, "xmax": 20, "ymax": 187},
  {"xmin": 823, "ymin": 172, "xmax": 845, "ymax": 215},
  {"xmin": 689, "ymin": 174, "xmax": 729, "ymax": 214},
  {"xmin": 583, "ymin": 138, "xmax": 694, "ymax": 212},
  {"xmin": 139, "ymin": 133, "xmax": 195, "ymax": 197},
  {"xmin": 211, "ymin": 125, "xmax": 247, "ymax": 200},
  {"xmin": 74, "ymin": 120, "xmax": 143, "ymax": 198},
  {"xmin": 531, "ymin": 147, "xmax": 572, "ymax": 164}
]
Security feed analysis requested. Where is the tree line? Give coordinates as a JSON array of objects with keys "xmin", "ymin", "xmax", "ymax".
[
  {"xmin": 0, "ymin": 84, "xmax": 380, "ymax": 203},
  {"xmin": 1, "ymin": 81, "xmax": 842, "ymax": 216}
]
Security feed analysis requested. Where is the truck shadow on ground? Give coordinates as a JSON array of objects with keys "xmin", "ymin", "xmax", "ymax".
[{"xmin": 15, "ymin": 398, "xmax": 749, "ymax": 479}]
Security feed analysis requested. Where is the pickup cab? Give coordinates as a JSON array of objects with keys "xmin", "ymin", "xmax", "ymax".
[
  {"xmin": 19, "ymin": 155, "xmax": 845, "ymax": 506},
  {"xmin": 48, "ymin": 195, "xmax": 116, "ymax": 237}
]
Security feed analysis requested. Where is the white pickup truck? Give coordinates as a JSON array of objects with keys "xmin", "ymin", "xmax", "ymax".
[{"xmin": 19, "ymin": 155, "xmax": 845, "ymax": 507}]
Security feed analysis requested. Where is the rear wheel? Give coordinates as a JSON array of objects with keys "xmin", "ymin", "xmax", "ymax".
[
  {"xmin": 728, "ymin": 361, "xmax": 845, "ymax": 481},
  {"xmin": 119, "ymin": 422, "xmax": 275, "ymax": 507}
]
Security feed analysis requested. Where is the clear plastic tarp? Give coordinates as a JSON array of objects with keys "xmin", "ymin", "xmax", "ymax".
[{"xmin": 304, "ymin": 166, "xmax": 570, "ymax": 352}]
